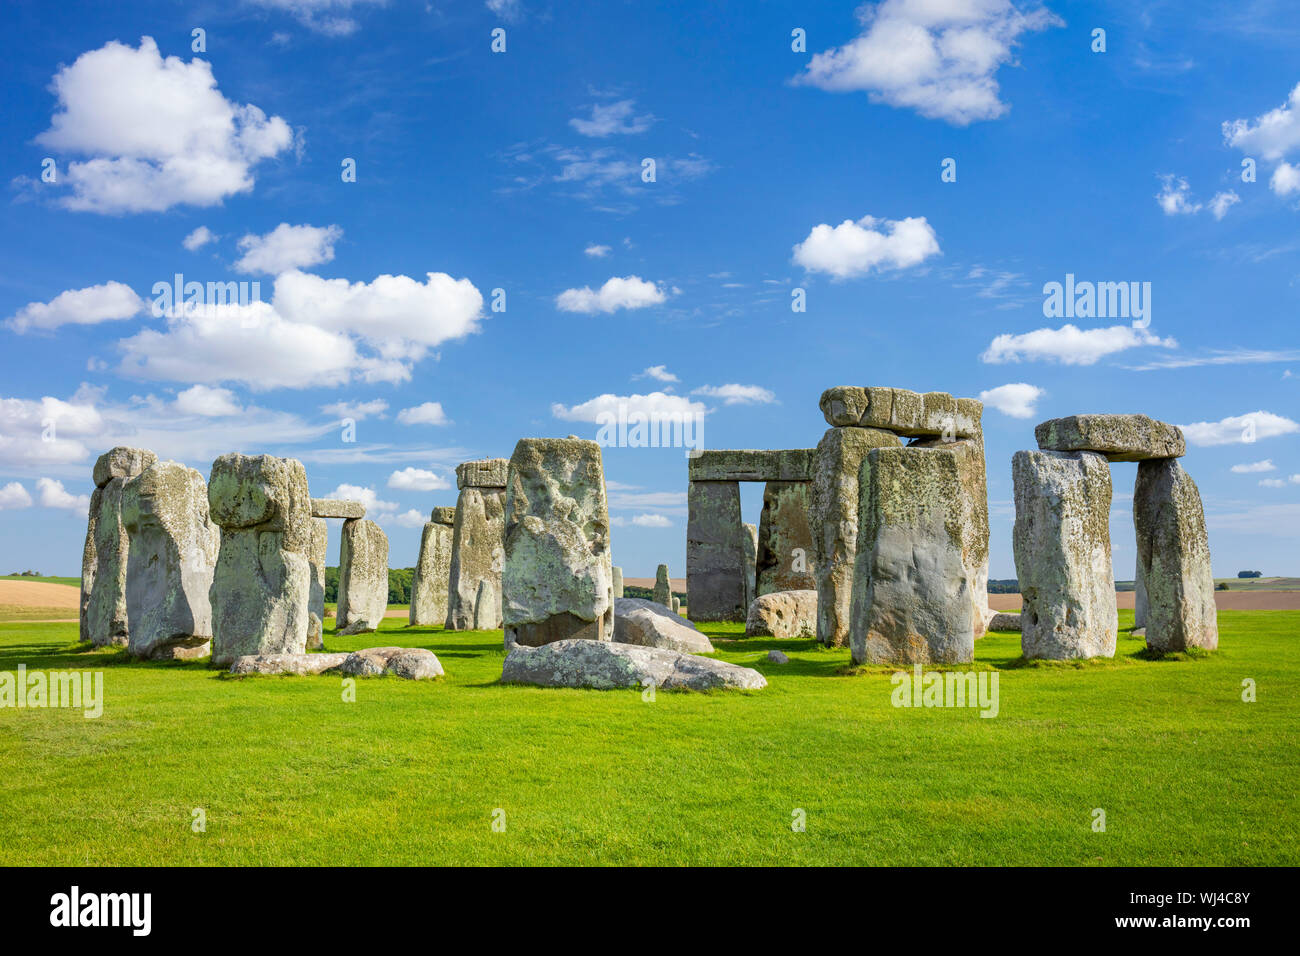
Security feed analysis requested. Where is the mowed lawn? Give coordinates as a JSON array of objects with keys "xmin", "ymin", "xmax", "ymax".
[{"xmin": 0, "ymin": 610, "xmax": 1295, "ymax": 866}]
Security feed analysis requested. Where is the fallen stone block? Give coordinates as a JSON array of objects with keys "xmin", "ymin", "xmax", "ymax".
[
  {"xmin": 745, "ymin": 590, "xmax": 818, "ymax": 639},
  {"xmin": 339, "ymin": 646, "xmax": 445, "ymax": 679},
  {"xmin": 229, "ymin": 653, "xmax": 349, "ymax": 676},
  {"xmin": 501, "ymin": 639, "xmax": 766, "ymax": 691},
  {"xmin": 987, "ymin": 612, "xmax": 1022, "ymax": 632},
  {"xmin": 613, "ymin": 597, "xmax": 713, "ymax": 653}
]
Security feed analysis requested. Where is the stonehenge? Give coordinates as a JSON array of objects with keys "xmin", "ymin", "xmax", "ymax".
[
  {"xmin": 741, "ymin": 522, "xmax": 758, "ymax": 612},
  {"xmin": 1012, "ymin": 450, "xmax": 1117, "ymax": 660},
  {"xmin": 84, "ymin": 446, "xmax": 158, "ymax": 646},
  {"xmin": 307, "ymin": 518, "xmax": 328, "ymax": 650},
  {"xmin": 336, "ymin": 518, "xmax": 389, "ymax": 635},
  {"xmin": 653, "ymin": 563, "xmax": 672, "ymax": 606},
  {"xmin": 120, "ymin": 460, "xmax": 220, "ymax": 660},
  {"xmin": 410, "ymin": 506, "xmax": 456, "ymax": 626},
  {"xmin": 501, "ymin": 437, "xmax": 613, "ymax": 647},
  {"xmin": 1013, "ymin": 413, "xmax": 1217, "ymax": 658},
  {"xmin": 756, "ymin": 480, "xmax": 815, "ymax": 595},
  {"xmin": 207, "ymin": 453, "xmax": 313, "ymax": 667},
  {"xmin": 446, "ymin": 458, "xmax": 508, "ymax": 630},
  {"xmin": 612, "ymin": 565, "xmax": 624, "ymax": 599}
]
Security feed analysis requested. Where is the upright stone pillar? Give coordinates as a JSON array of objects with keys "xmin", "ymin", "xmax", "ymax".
[
  {"xmin": 849, "ymin": 444, "xmax": 984, "ymax": 665},
  {"xmin": 1133, "ymin": 559, "xmax": 1148, "ymax": 629},
  {"xmin": 85, "ymin": 446, "xmax": 158, "ymax": 647},
  {"xmin": 612, "ymin": 565, "xmax": 624, "ymax": 599},
  {"xmin": 336, "ymin": 518, "xmax": 389, "ymax": 635},
  {"xmin": 741, "ymin": 522, "xmax": 758, "ymax": 613},
  {"xmin": 756, "ymin": 480, "xmax": 816, "ymax": 596},
  {"xmin": 653, "ymin": 564, "xmax": 672, "ymax": 606},
  {"xmin": 410, "ymin": 506, "xmax": 456, "ymax": 626},
  {"xmin": 307, "ymin": 517, "xmax": 328, "ymax": 649},
  {"xmin": 446, "ymin": 458, "xmax": 508, "ymax": 630},
  {"xmin": 208, "ymin": 454, "xmax": 312, "ymax": 667},
  {"xmin": 121, "ymin": 460, "xmax": 219, "ymax": 659},
  {"xmin": 810, "ymin": 426, "xmax": 899, "ymax": 647},
  {"xmin": 502, "ymin": 437, "xmax": 613, "ymax": 646},
  {"xmin": 686, "ymin": 480, "xmax": 746, "ymax": 621},
  {"xmin": 1134, "ymin": 459, "xmax": 1218, "ymax": 652},
  {"xmin": 1012, "ymin": 450, "xmax": 1117, "ymax": 660}
]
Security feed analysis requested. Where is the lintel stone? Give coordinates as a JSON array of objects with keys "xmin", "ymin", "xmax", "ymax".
[
  {"xmin": 311, "ymin": 498, "xmax": 365, "ymax": 519},
  {"xmin": 687, "ymin": 449, "xmax": 813, "ymax": 482}
]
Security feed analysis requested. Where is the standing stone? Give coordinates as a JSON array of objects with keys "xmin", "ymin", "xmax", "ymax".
[
  {"xmin": 336, "ymin": 518, "xmax": 389, "ymax": 635},
  {"xmin": 78, "ymin": 487, "xmax": 100, "ymax": 644},
  {"xmin": 849, "ymin": 444, "xmax": 984, "ymax": 665},
  {"xmin": 502, "ymin": 437, "xmax": 613, "ymax": 646},
  {"xmin": 612, "ymin": 565, "xmax": 624, "ymax": 599},
  {"xmin": 1133, "ymin": 558, "xmax": 1147, "ymax": 630},
  {"xmin": 756, "ymin": 480, "xmax": 816, "ymax": 596},
  {"xmin": 85, "ymin": 446, "xmax": 158, "ymax": 647},
  {"xmin": 1012, "ymin": 450, "xmax": 1117, "ymax": 660},
  {"xmin": 121, "ymin": 461, "xmax": 219, "ymax": 659},
  {"xmin": 810, "ymin": 426, "xmax": 900, "ymax": 647},
  {"xmin": 410, "ymin": 507, "xmax": 456, "ymax": 626},
  {"xmin": 446, "ymin": 459, "xmax": 508, "ymax": 630},
  {"xmin": 672, "ymin": 596, "xmax": 681, "ymax": 615},
  {"xmin": 208, "ymin": 453, "xmax": 312, "ymax": 667},
  {"xmin": 1134, "ymin": 458, "xmax": 1218, "ymax": 653},
  {"xmin": 653, "ymin": 564, "xmax": 672, "ymax": 607},
  {"xmin": 686, "ymin": 481, "xmax": 746, "ymax": 621},
  {"xmin": 741, "ymin": 522, "xmax": 758, "ymax": 613},
  {"xmin": 307, "ymin": 518, "xmax": 328, "ymax": 649}
]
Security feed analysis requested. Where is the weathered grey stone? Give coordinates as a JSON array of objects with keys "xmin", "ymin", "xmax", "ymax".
[
  {"xmin": 810, "ymin": 426, "xmax": 902, "ymax": 647},
  {"xmin": 336, "ymin": 518, "xmax": 389, "ymax": 635},
  {"xmin": 121, "ymin": 461, "xmax": 220, "ymax": 660},
  {"xmin": 686, "ymin": 481, "xmax": 746, "ymax": 622},
  {"xmin": 208, "ymin": 453, "xmax": 313, "ymax": 667},
  {"xmin": 410, "ymin": 517, "xmax": 453, "ymax": 626},
  {"xmin": 307, "ymin": 518, "xmax": 327, "ymax": 650},
  {"xmin": 446, "ymin": 481, "xmax": 506, "ymax": 631},
  {"xmin": 1133, "ymin": 558, "xmax": 1148, "ymax": 629},
  {"xmin": 988, "ymin": 612, "xmax": 1022, "ymax": 632},
  {"xmin": 79, "ymin": 486, "xmax": 101, "ymax": 644},
  {"xmin": 741, "ymin": 522, "xmax": 758, "ymax": 612},
  {"xmin": 430, "ymin": 506, "xmax": 456, "ymax": 525},
  {"xmin": 502, "ymin": 438, "xmax": 613, "ymax": 646},
  {"xmin": 86, "ymin": 478, "xmax": 131, "ymax": 647},
  {"xmin": 501, "ymin": 639, "xmax": 765, "ymax": 691},
  {"xmin": 687, "ymin": 448, "xmax": 814, "ymax": 482},
  {"xmin": 93, "ymin": 446, "xmax": 158, "ymax": 489},
  {"xmin": 849, "ymin": 444, "xmax": 986, "ymax": 665},
  {"xmin": 339, "ymin": 646, "xmax": 444, "ymax": 679},
  {"xmin": 612, "ymin": 565, "xmax": 624, "ymax": 599},
  {"xmin": 819, "ymin": 387, "xmax": 981, "ymax": 438},
  {"xmin": 1134, "ymin": 458, "xmax": 1218, "ymax": 653},
  {"xmin": 745, "ymin": 589, "xmax": 818, "ymax": 639},
  {"xmin": 1035, "ymin": 414, "xmax": 1185, "ymax": 462},
  {"xmin": 672, "ymin": 595, "xmax": 680, "ymax": 614},
  {"xmin": 756, "ymin": 480, "xmax": 816, "ymax": 595},
  {"xmin": 229, "ymin": 652, "xmax": 349, "ymax": 676},
  {"xmin": 310, "ymin": 498, "xmax": 365, "ymax": 519},
  {"xmin": 653, "ymin": 564, "xmax": 672, "ymax": 606},
  {"xmin": 1012, "ymin": 450, "xmax": 1117, "ymax": 660},
  {"xmin": 614, "ymin": 597, "xmax": 713, "ymax": 653},
  {"xmin": 767, "ymin": 650, "xmax": 789, "ymax": 664},
  {"xmin": 456, "ymin": 457, "xmax": 509, "ymax": 489}
]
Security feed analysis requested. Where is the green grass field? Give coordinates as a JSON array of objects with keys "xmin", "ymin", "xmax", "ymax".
[{"xmin": 1, "ymin": 610, "xmax": 1295, "ymax": 866}]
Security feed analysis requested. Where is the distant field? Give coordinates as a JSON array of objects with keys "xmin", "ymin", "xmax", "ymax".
[
  {"xmin": 0, "ymin": 575, "xmax": 80, "ymax": 588},
  {"xmin": 1213, "ymin": 577, "xmax": 1300, "ymax": 591}
]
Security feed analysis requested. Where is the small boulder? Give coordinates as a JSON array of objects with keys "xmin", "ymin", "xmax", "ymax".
[
  {"xmin": 767, "ymin": 650, "xmax": 789, "ymax": 664},
  {"xmin": 613, "ymin": 597, "xmax": 713, "ymax": 653},
  {"xmin": 745, "ymin": 589, "xmax": 818, "ymax": 639},
  {"xmin": 228, "ymin": 653, "xmax": 349, "ymax": 676},
  {"xmin": 987, "ymin": 612, "xmax": 1022, "ymax": 632},
  {"xmin": 501, "ymin": 639, "xmax": 766, "ymax": 692},
  {"xmin": 340, "ymin": 646, "xmax": 444, "ymax": 679}
]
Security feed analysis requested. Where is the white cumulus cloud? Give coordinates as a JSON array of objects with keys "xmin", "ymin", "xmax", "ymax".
[
  {"xmin": 0, "ymin": 482, "xmax": 33, "ymax": 510},
  {"xmin": 5, "ymin": 281, "xmax": 144, "ymax": 333},
  {"xmin": 388, "ymin": 467, "xmax": 451, "ymax": 492},
  {"xmin": 35, "ymin": 37, "xmax": 293, "ymax": 213},
  {"xmin": 978, "ymin": 382, "xmax": 1044, "ymax": 418},
  {"xmin": 396, "ymin": 402, "xmax": 451, "ymax": 426},
  {"xmin": 183, "ymin": 226, "xmax": 217, "ymax": 251},
  {"xmin": 637, "ymin": 365, "xmax": 678, "ymax": 383},
  {"xmin": 36, "ymin": 477, "xmax": 89, "ymax": 511},
  {"xmin": 551, "ymin": 391, "xmax": 706, "ymax": 423},
  {"xmin": 792, "ymin": 215, "xmax": 940, "ymax": 279},
  {"xmin": 631, "ymin": 513, "xmax": 672, "ymax": 528},
  {"xmin": 982, "ymin": 324, "xmax": 1177, "ymax": 365},
  {"xmin": 1222, "ymin": 81, "xmax": 1300, "ymax": 162},
  {"xmin": 1231, "ymin": 460, "xmax": 1276, "ymax": 473},
  {"xmin": 584, "ymin": 243, "xmax": 611, "ymax": 258},
  {"xmin": 691, "ymin": 384, "xmax": 777, "ymax": 406},
  {"xmin": 174, "ymin": 384, "xmax": 242, "ymax": 417},
  {"xmin": 1179, "ymin": 411, "xmax": 1300, "ymax": 447},
  {"xmin": 1271, "ymin": 161, "xmax": 1300, "ymax": 196},
  {"xmin": 556, "ymin": 276, "xmax": 667, "ymax": 314},
  {"xmin": 234, "ymin": 223, "xmax": 342, "ymax": 275},
  {"xmin": 793, "ymin": 0, "xmax": 1062, "ymax": 125},
  {"xmin": 569, "ymin": 99, "xmax": 655, "ymax": 137}
]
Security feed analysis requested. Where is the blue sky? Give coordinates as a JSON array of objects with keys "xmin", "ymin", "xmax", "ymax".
[{"xmin": 1, "ymin": 0, "xmax": 1298, "ymax": 579}]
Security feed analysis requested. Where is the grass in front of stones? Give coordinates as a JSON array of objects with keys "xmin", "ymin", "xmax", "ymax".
[{"xmin": 0, "ymin": 610, "xmax": 1295, "ymax": 866}]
